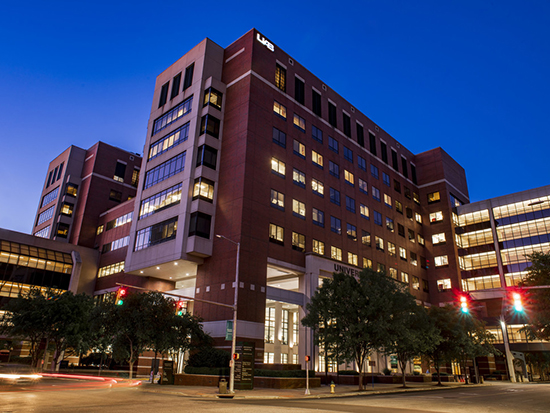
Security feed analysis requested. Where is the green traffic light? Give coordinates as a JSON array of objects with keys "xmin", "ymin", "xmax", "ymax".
[{"xmin": 116, "ymin": 299, "xmax": 124, "ymax": 306}]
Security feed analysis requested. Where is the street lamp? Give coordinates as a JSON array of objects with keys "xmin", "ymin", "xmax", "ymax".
[{"xmin": 216, "ymin": 234, "xmax": 240, "ymax": 394}]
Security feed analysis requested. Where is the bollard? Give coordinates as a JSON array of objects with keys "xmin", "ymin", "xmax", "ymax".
[{"xmin": 330, "ymin": 380, "xmax": 335, "ymax": 394}]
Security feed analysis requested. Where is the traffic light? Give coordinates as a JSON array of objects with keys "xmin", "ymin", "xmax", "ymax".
[
  {"xmin": 305, "ymin": 355, "xmax": 311, "ymax": 362},
  {"xmin": 512, "ymin": 292, "xmax": 524, "ymax": 313},
  {"xmin": 459, "ymin": 295, "xmax": 469, "ymax": 314},
  {"xmin": 175, "ymin": 300, "xmax": 185, "ymax": 316},
  {"xmin": 233, "ymin": 353, "xmax": 239, "ymax": 360},
  {"xmin": 115, "ymin": 287, "xmax": 127, "ymax": 306}
]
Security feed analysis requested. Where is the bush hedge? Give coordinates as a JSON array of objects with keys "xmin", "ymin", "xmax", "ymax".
[{"xmin": 183, "ymin": 366, "xmax": 315, "ymax": 378}]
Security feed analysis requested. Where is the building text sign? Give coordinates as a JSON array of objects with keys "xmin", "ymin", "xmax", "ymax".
[{"xmin": 256, "ymin": 33, "xmax": 275, "ymax": 52}]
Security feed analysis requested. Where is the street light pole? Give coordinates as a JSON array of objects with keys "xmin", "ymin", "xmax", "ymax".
[
  {"xmin": 216, "ymin": 234, "xmax": 240, "ymax": 394},
  {"xmin": 500, "ymin": 315, "xmax": 516, "ymax": 383}
]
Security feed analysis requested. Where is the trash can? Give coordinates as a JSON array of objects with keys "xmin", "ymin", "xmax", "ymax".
[{"xmin": 219, "ymin": 379, "xmax": 228, "ymax": 394}]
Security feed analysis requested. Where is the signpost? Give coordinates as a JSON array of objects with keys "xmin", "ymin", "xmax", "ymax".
[
  {"xmin": 234, "ymin": 342, "xmax": 254, "ymax": 389},
  {"xmin": 369, "ymin": 360, "xmax": 376, "ymax": 388}
]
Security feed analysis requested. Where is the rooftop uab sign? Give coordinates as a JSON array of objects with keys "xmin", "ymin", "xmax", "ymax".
[{"xmin": 256, "ymin": 33, "xmax": 274, "ymax": 52}]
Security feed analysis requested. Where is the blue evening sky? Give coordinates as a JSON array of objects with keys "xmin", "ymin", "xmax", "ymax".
[{"xmin": 1, "ymin": 1, "xmax": 548, "ymax": 233}]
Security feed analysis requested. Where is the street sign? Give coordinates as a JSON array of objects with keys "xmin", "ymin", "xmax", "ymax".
[
  {"xmin": 369, "ymin": 361, "xmax": 376, "ymax": 366},
  {"xmin": 225, "ymin": 320, "xmax": 233, "ymax": 341}
]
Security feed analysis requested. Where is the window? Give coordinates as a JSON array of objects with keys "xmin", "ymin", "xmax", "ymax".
[
  {"xmin": 281, "ymin": 310, "xmax": 289, "ymax": 345},
  {"xmin": 384, "ymin": 194, "xmax": 392, "ymax": 208},
  {"xmin": 435, "ymin": 255, "xmax": 449, "ymax": 267},
  {"xmin": 438, "ymin": 278, "xmax": 452, "ymax": 291},
  {"xmin": 343, "ymin": 113, "xmax": 351, "ymax": 137},
  {"xmin": 34, "ymin": 226, "xmax": 50, "ymax": 238},
  {"xmin": 265, "ymin": 307, "xmax": 275, "ymax": 343},
  {"xmin": 393, "ymin": 179, "xmax": 401, "ymax": 193},
  {"xmin": 312, "ymin": 150, "xmax": 323, "ymax": 168},
  {"xmin": 356, "ymin": 123, "xmax": 365, "ymax": 147},
  {"xmin": 293, "ymin": 139, "xmax": 306, "ymax": 158},
  {"xmin": 55, "ymin": 223, "xmax": 70, "ymax": 239},
  {"xmin": 331, "ymin": 246, "xmax": 342, "ymax": 261},
  {"xmin": 329, "ymin": 161, "xmax": 339, "ymax": 178},
  {"xmin": 415, "ymin": 213, "xmax": 422, "ymax": 224},
  {"xmin": 382, "ymin": 173, "xmax": 390, "ymax": 187},
  {"xmin": 183, "ymin": 63, "xmax": 194, "ymax": 90},
  {"xmin": 273, "ymin": 101, "xmax": 287, "ymax": 119},
  {"xmin": 114, "ymin": 162, "xmax": 126, "ymax": 182},
  {"xmin": 404, "ymin": 187, "xmax": 411, "ymax": 199},
  {"xmin": 269, "ymin": 224, "xmax": 284, "ymax": 245},
  {"xmin": 203, "ymin": 87, "xmax": 222, "ymax": 110},
  {"xmin": 329, "ymin": 188, "xmax": 340, "ymax": 205},
  {"xmin": 345, "ymin": 196, "xmax": 356, "ymax": 213},
  {"xmin": 432, "ymin": 233, "xmax": 446, "ymax": 245},
  {"xmin": 388, "ymin": 242, "xmax": 396, "ymax": 256},
  {"xmin": 139, "ymin": 183, "xmax": 182, "ymax": 219},
  {"xmin": 358, "ymin": 178, "xmax": 367, "ymax": 194},
  {"xmin": 347, "ymin": 223, "xmax": 357, "ymax": 241},
  {"xmin": 144, "ymin": 152, "xmax": 186, "ymax": 189},
  {"xmin": 105, "ymin": 212, "xmax": 133, "ymax": 231},
  {"xmin": 410, "ymin": 252, "xmax": 418, "ymax": 266},
  {"xmin": 402, "ymin": 272, "xmax": 409, "ymax": 283},
  {"xmin": 412, "ymin": 276, "xmax": 420, "ymax": 290},
  {"xmin": 200, "ymin": 114, "xmax": 220, "ymax": 138},
  {"xmin": 413, "ymin": 192, "xmax": 420, "ymax": 205},
  {"xmin": 398, "ymin": 224, "xmax": 405, "ymax": 237},
  {"xmin": 130, "ymin": 168, "xmax": 139, "ymax": 187},
  {"xmin": 373, "ymin": 211, "xmax": 382, "ymax": 226},
  {"xmin": 109, "ymin": 190, "xmax": 122, "ymax": 202},
  {"xmin": 348, "ymin": 252, "xmax": 358, "ymax": 266},
  {"xmin": 188, "ymin": 212, "xmax": 211, "ymax": 238},
  {"xmin": 273, "ymin": 127, "xmax": 286, "ymax": 147},
  {"xmin": 429, "ymin": 211, "xmax": 443, "ymax": 223},
  {"xmin": 193, "ymin": 177, "xmax": 214, "ymax": 202},
  {"xmin": 312, "ymin": 208, "xmax": 324, "ymax": 227},
  {"xmin": 271, "ymin": 189, "xmax": 284, "ymax": 210},
  {"xmin": 292, "ymin": 232, "xmax": 305, "ymax": 252},
  {"xmin": 363, "ymin": 258, "xmax": 373, "ymax": 268},
  {"xmin": 312, "ymin": 90, "xmax": 322, "ymax": 116},
  {"xmin": 158, "ymin": 81, "xmax": 169, "ymax": 107},
  {"xmin": 395, "ymin": 200, "xmax": 403, "ymax": 214},
  {"xmin": 41, "ymin": 187, "xmax": 59, "ymax": 207},
  {"xmin": 391, "ymin": 149, "xmax": 399, "ymax": 171},
  {"xmin": 313, "ymin": 239, "xmax": 325, "ymax": 255},
  {"xmin": 312, "ymin": 125, "xmax": 323, "ymax": 142},
  {"xmin": 293, "ymin": 168, "xmax": 305, "ymax": 187},
  {"xmin": 411, "ymin": 164, "xmax": 418, "ymax": 184},
  {"xmin": 330, "ymin": 216, "xmax": 342, "ymax": 235},
  {"xmin": 417, "ymin": 234, "xmax": 425, "ymax": 246},
  {"xmin": 362, "ymin": 230, "xmax": 371, "ymax": 246},
  {"xmin": 275, "ymin": 64, "xmax": 286, "ymax": 91},
  {"xmin": 360, "ymin": 204, "xmax": 369, "ymax": 219},
  {"xmin": 369, "ymin": 132, "xmax": 377, "ymax": 156},
  {"xmin": 292, "ymin": 199, "xmax": 306, "ymax": 219},
  {"xmin": 60, "ymin": 202, "xmax": 73, "ymax": 217},
  {"xmin": 386, "ymin": 217, "xmax": 394, "ymax": 232},
  {"xmin": 372, "ymin": 187, "xmax": 380, "ymax": 201},
  {"xmin": 102, "ymin": 235, "xmax": 130, "ymax": 252},
  {"xmin": 196, "ymin": 145, "xmax": 217, "ymax": 170},
  {"xmin": 388, "ymin": 268, "xmax": 397, "ymax": 280},
  {"xmin": 98, "ymin": 261, "xmax": 125, "ymax": 278},
  {"xmin": 344, "ymin": 170, "xmax": 354, "ymax": 186},
  {"xmin": 370, "ymin": 164, "xmax": 379, "ymax": 179},
  {"xmin": 295, "ymin": 77, "xmax": 305, "ymax": 104},
  {"xmin": 66, "ymin": 183, "xmax": 78, "ymax": 197},
  {"xmin": 152, "ymin": 96, "xmax": 193, "ymax": 135},
  {"xmin": 135, "ymin": 217, "xmax": 177, "ymax": 251},
  {"xmin": 375, "ymin": 236, "xmax": 384, "ymax": 251},
  {"xmin": 312, "ymin": 178, "xmax": 324, "ymax": 196},
  {"xmin": 293, "ymin": 114, "xmax": 305, "ymax": 131},
  {"xmin": 328, "ymin": 102, "xmax": 337, "ymax": 127},
  {"xmin": 450, "ymin": 193, "xmax": 463, "ymax": 207},
  {"xmin": 408, "ymin": 229, "xmax": 415, "ymax": 243},
  {"xmin": 380, "ymin": 141, "xmax": 388, "ymax": 164},
  {"xmin": 37, "ymin": 206, "xmax": 54, "ymax": 226},
  {"xmin": 357, "ymin": 155, "xmax": 366, "ymax": 171},
  {"xmin": 328, "ymin": 136, "xmax": 339, "ymax": 153},
  {"xmin": 399, "ymin": 247, "xmax": 407, "ymax": 260},
  {"xmin": 271, "ymin": 157, "xmax": 286, "ymax": 177},
  {"xmin": 427, "ymin": 191, "xmax": 441, "ymax": 203},
  {"xmin": 401, "ymin": 157, "xmax": 408, "ymax": 178}
]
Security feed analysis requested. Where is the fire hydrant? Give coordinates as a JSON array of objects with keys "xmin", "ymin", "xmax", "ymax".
[{"xmin": 330, "ymin": 381, "xmax": 335, "ymax": 394}]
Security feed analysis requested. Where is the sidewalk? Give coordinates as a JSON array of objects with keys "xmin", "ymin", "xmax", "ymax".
[{"xmin": 138, "ymin": 380, "xmax": 477, "ymax": 400}]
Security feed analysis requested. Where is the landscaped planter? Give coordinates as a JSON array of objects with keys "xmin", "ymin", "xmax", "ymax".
[{"xmin": 173, "ymin": 374, "xmax": 321, "ymax": 389}]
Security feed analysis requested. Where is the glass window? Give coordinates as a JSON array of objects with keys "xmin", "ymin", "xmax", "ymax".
[
  {"xmin": 273, "ymin": 127, "xmax": 286, "ymax": 148},
  {"xmin": 348, "ymin": 252, "xmax": 358, "ymax": 266},
  {"xmin": 329, "ymin": 161, "xmax": 339, "ymax": 178},
  {"xmin": 432, "ymin": 233, "xmax": 446, "ymax": 244},
  {"xmin": 412, "ymin": 276, "xmax": 420, "ymax": 290},
  {"xmin": 344, "ymin": 170, "xmax": 354, "ymax": 186},
  {"xmin": 357, "ymin": 155, "xmax": 366, "ymax": 171},
  {"xmin": 395, "ymin": 200, "xmax": 403, "ymax": 214},
  {"xmin": 196, "ymin": 145, "xmax": 217, "ymax": 170},
  {"xmin": 331, "ymin": 246, "xmax": 342, "ymax": 261},
  {"xmin": 312, "ymin": 125, "xmax": 323, "ymax": 142},
  {"xmin": 292, "ymin": 199, "xmax": 306, "ymax": 219},
  {"xmin": 371, "ymin": 164, "xmax": 379, "ymax": 179},
  {"xmin": 344, "ymin": 146, "xmax": 353, "ymax": 162},
  {"xmin": 438, "ymin": 279, "xmax": 452, "ymax": 291},
  {"xmin": 410, "ymin": 252, "xmax": 418, "ymax": 266},
  {"xmin": 375, "ymin": 236, "xmax": 384, "ymax": 251},
  {"xmin": 362, "ymin": 230, "xmax": 371, "ymax": 246},
  {"xmin": 360, "ymin": 204, "xmax": 369, "ymax": 219},
  {"xmin": 430, "ymin": 211, "xmax": 444, "ymax": 222},
  {"xmin": 271, "ymin": 189, "xmax": 285, "ymax": 210},
  {"xmin": 408, "ymin": 229, "xmax": 415, "ymax": 243},
  {"xmin": 330, "ymin": 216, "xmax": 342, "ymax": 235},
  {"xmin": 193, "ymin": 177, "xmax": 214, "ymax": 202},
  {"xmin": 358, "ymin": 178, "xmax": 367, "ymax": 194},
  {"xmin": 293, "ymin": 139, "xmax": 306, "ymax": 158},
  {"xmin": 203, "ymin": 87, "xmax": 223, "ymax": 109},
  {"xmin": 273, "ymin": 101, "xmax": 287, "ymax": 119},
  {"xmin": 369, "ymin": 132, "xmax": 377, "ymax": 156},
  {"xmin": 384, "ymin": 194, "xmax": 392, "ymax": 208},
  {"xmin": 383, "ymin": 173, "xmax": 390, "ymax": 187},
  {"xmin": 374, "ymin": 211, "xmax": 382, "ymax": 226},
  {"xmin": 56, "ymin": 223, "xmax": 70, "ymax": 239},
  {"xmin": 275, "ymin": 64, "xmax": 286, "ymax": 91},
  {"xmin": 312, "ymin": 150, "xmax": 323, "ymax": 168},
  {"xmin": 415, "ymin": 213, "xmax": 422, "ymax": 224},
  {"xmin": 135, "ymin": 217, "xmax": 178, "ymax": 250},
  {"xmin": 417, "ymin": 234, "xmax": 425, "ymax": 245},
  {"xmin": 386, "ymin": 217, "xmax": 394, "ymax": 232},
  {"xmin": 144, "ymin": 152, "xmax": 186, "ymax": 189},
  {"xmin": 372, "ymin": 187, "xmax": 380, "ymax": 202},
  {"xmin": 330, "ymin": 188, "xmax": 340, "ymax": 205},
  {"xmin": 345, "ymin": 196, "xmax": 355, "ymax": 213},
  {"xmin": 152, "ymin": 96, "xmax": 193, "ymax": 135},
  {"xmin": 413, "ymin": 192, "xmax": 420, "ymax": 205},
  {"xmin": 313, "ymin": 239, "xmax": 325, "ymax": 255},
  {"xmin": 158, "ymin": 81, "xmax": 169, "ymax": 107},
  {"xmin": 312, "ymin": 178, "xmax": 324, "ymax": 196},
  {"xmin": 66, "ymin": 183, "xmax": 78, "ymax": 197},
  {"xmin": 401, "ymin": 272, "xmax": 409, "ymax": 283},
  {"xmin": 435, "ymin": 255, "xmax": 449, "ymax": 267},
  {"xmin": 139, "ymin": 183, "xmax": 182, "ymax": 219},
  {"xmin": 312, "ymin": 208, "xmax": 324, "ymax": 227},
  {"xmin": 292, "ymin": 232, "xmax": 305, "ymax": 252},
  {"xmin": 389, "ymin": 268, "xmax": 398, "ymax": 279},
  {"xmin": 328, "ymin": 136, "xmax": 339, "ymax": 153},
  {"xmin": 398, "ymin": 223, "xmax": 405, "ymax": 237},
  {"xmin": 347, "ymin": 223, "xmax": 357, "ymax": 241},
  {"xmin": 271, "ymin": 157, "xmax": 286, "ymax": 177},
  {"xmin": 188, "ymin": 213, "xmax": 211, "ymax": 238},
  {"xmin": 295, "ymin": 77, "xmax": 305, "ymax": 104},
  {"xmin": 293, "ymin": 114, "xmax": 306, "ymax": 131},
  {"xmin": 265, "ymin": 307, "xmax": 275, "ymax": 343},
  {"xmin": 388, "ymin": 242, "xmax": 396, "ymax": 256},
  {"xmin": 399, "ymin": 247, "xmax": 407, "ymax": 260},
  {"xmin": 41, "ymin": 187, "xmax": 59, "ymax": 207},
  {"xmin": 109, "ymin": 190, "xmax": 122, "ymax": 202},
  {"xmin": 393, "ymin": 179, "xmax": 401, "ymax": 193},
  {"xmin": 312, "ymin": 90, "xmax": 322, "ymax": 117},
  {"xmin": 428, "ymin": 191, "xmax": 440, "ymax": 203},
  {"xmin": 114, "ymin": 162, "xmax": 126, "ymax": 183},
  {"xmin": 293, "ymin": 168, "xmax": 305, "ymax": 187},
  {"xmin": 343, "ymin": 113, "xmax": 351, "ymax": 137},
  {"xmin": 60, "ymin": 202, "xmax": 73, "ymax": 217},
  {"xmin": 269, "ymin": 223, "xmax": 284, "ymax": 245},
  {"xmin": 328, "ymin": 102, "xmax": 337, "ymax": 127},
  {"xmin": 363, "ymin": 257, "xmax": 373, "ymax": 268},
  {"xmin": 183, "ymin": 62, "xmax": 194, "ymax": 90}
]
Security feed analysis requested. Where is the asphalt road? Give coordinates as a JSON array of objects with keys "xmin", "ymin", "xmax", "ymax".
[{"xmin": 1, "ymin": 381, "xmax": 548, "ymax": 412}]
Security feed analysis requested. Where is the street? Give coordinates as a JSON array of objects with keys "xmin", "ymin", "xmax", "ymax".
[{"xmin": 1, "ymin": 381, "xmax": 549, "ymax": 412}]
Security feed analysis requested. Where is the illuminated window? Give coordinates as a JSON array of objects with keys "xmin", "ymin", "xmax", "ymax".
[
  {"xmin": 372, "ymin": 187, "xmax": 380, "ymax": 201},
  {"xmin": 312, "ymin": 178, "xmax": 324, "ymax": 196},
  {"xmin": 203, "ymin": 87, "xmax": 223, "ymax": 110},
  {"xmin": 415, "ymin": 213, "xmax": 422, "ymax": 224},
  {"xmin": 97, "ymin": 225, "xmax": 104, "ymax": 235},
  {"xmin": 434, "ymin": 255, "xmax": 449, "ymax": 267},
  {"xmin": 275, "ymin": 64, "xmax": 286, "ymax": 91},
  {"xmin": 66, "ymin": 183, "xmax": 78, "ymax": 197},
  {"xmin": 363, "ymin": 258, "xmax": 373, "ymax": 268},
  {"xmin": 432, "ymin": 233, "xmax": 446, "ymax": 245},
  {"xmin": 293, "ymin": 114, "xmax": 305, "ymax": 131},
  {"xmin": 269, "ymin": 224, "xmax": 284, "ymax": 245},
  {"xmin": 399, "ymin": 247, "xmax": 407, "ymax": 260},
  {"xmin": 193, "ymin": 177, "xmax": 215, "ymax": 202},
  {"xmin": 265, "ymin": 307, "xmax": 275, "ymax": 343},
  {"xmin": 401, "ymin": 272, "xmax": 409, "ymax": 283},
  {"xmin": 293, "ymin": 139, "xmax": 306, "ymax": 158},
  {"xmin": 395, "ymin": 200, "xmax": 403, "ymax": 214},
  {"xmin": 271, "ymin": 189, "xmax": 285, "ymax": 210},
  {"xmin": 417, "ymin": 234, "xmax": 425, "ymax": 245},
  {"xmin": 438, "ymin": 278, "xmax": 452, "ymax": 291},
  {"xmin": 331, "ymin": 216, "xmax": 342, "ymax": 235},
  {"xmin": 388, "ymin": 242, "xmax": 396, "ymax": 256},
  {"xmin": 412, "ymin": 276, "xmax": 420, "ymax": 290},
  {"xmin": 293, "ymin": 168, "xmax": 305, "ymax": 187},
  {"xmin": 348, "ymin": 252, "xmax": 358, "ymax": 266},
  {"xmin": 389, "ymin": 268, "xmax": 398, "ymax": 279},
  {"xmin": 408, "ymin": 229, "xmax": 415, "ymax": 243},
  {"xmin": 377, "ymin": 263, "xmax": 385, "ymax": 273},
  {"xmin": 427, "ymin": 191, "xmax": 441, "ymax": 203},
  {"xmin": 347, "ymin": 223, "xmax": 357, "ymax": 241},
  {"xmin": 430, "ymin": 211, "xmax": 443, "ymax": 223},
  {"xmin": 331, "ymin": 246, "xmax": 342, "ymax": 261},
  {"xmin": 312, "ymin": 208, "xmax": 324, "ymax": 227},
  {"xmin": 98, "ymin": 261, "xmax": 125, "ymax": 278},
  {"xmin": 60, "ymin": 202, "xmax": 73, "ymax": 217},
  {"xmin": 56, "ymin": 223, "xmax": 70, "ymax": 239},
  {"xmin": 273, "ymin": 101, "xmax": 287, "ymax": 119},
  {"xmin": 358, "ymin": 178, "xmax": 367, "ymax": 194},
  {"xmin": 413, "ymin": 192, "xmax": 420, "ymax": 205},
  {"xmin": 344, "ymin": 170, "xmax": 354, "ymax": 186},
  {"xmin": 375, "ymin": 236, "xmax": 384, "ymax": 251},
  {"xmin": 292, "ymin": 232, "xmax": 305, "ymax": 252},
  {"xmin": 384, "ymin": 194, "xmax": 392, "ymax": 208},
  {"xmin": 362, "ymin": 230, "xmax": 371, "ymax": 246},
  {"xmin": 131, "ymin": 168, "xmax": 139, "ymax": 187},
  {"xmin": 114, "ymin": 162, "xmax": 126, "ymax": 183},
  {"xmin": 410, "ymin": 252, "xmax": 418, "ymax": 266},
  {"xmin": 139, "ymin": 184, "xmax": 182, "ymax": 219},
  {"xmin": 386, "ymin": 217, "xmax": 394, "ymax": 232},
  {"xmin": 292, "ymin": 199, "xmax": 306, "ymax": 219},
  {"xmin": 312, "ymin": 150, "xmax": 323, "ymax": 168},
  {"xmin": 271, "ymin": 157, "xmax": 286, "ymax": 177},
  {"xmin": 152, "ymin": 96, "xmax": 193, "ymax": 135},
  {"xmin": 360, "ymin": 204, "xmax": 369, "ymax": 219},
  {"xmin": 313, "ymin": 239, "xmax": 325, "ymax": 255}
]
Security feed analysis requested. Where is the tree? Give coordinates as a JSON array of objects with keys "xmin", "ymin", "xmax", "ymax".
[
  {"xmin": 302, "ymin": 268, "xmax": 419, "ymax": 391},
  {"xmin": 385, "ymin": 304, "xmax": 440, "ymax": 388},
  {"xmin": 522, "ymin": 251, "xmax": 550, "ymax": 340}
]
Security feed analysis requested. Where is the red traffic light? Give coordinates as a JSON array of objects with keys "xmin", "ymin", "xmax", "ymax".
[
  {"xmin": 512, "ymin": 292, "xmax": 524, "ymax": 313},
  {"xmin": 459, "ymin": 295, "xmax": 469, "ymax": 314},
  {"xmin": 233, "ymin": 353, "xmax": 239, "ymax": 360},
  {"xmin": 115, "ymin": 287, "xmax": 128, "ymax": 306},
  {"xmin": 305, "ymin": 355, "xmax": 311, "ymax": 362},
  {"xmin": 175, "ymin": 300, "xmax": 185, "ymax": 316}
]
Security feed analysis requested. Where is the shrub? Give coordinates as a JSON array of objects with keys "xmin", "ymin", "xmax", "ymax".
[
  {"xmin": 336, "ymin": 370, "xmax": 359, "ymax": 376},
  {"xmin": 382, "ymin": 367, "xmax": 392, "ymax": 376},
  {"xmin": 187, "ymin": 347, "xmax": 230, "ymax": 368}
]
